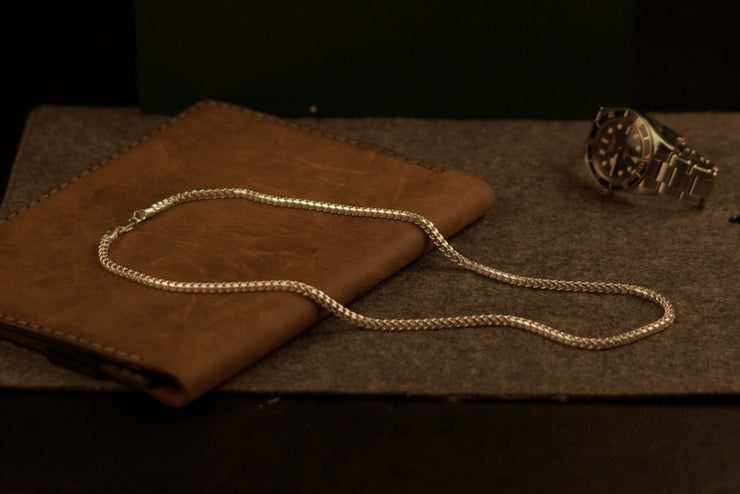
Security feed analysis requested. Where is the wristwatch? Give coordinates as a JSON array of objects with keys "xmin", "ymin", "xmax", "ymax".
[{"xmin": 585, "ymin": 107, "xmax": 719, "ymax": 206}]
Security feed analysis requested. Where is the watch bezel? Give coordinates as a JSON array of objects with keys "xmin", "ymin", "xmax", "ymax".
[{"xmin": 585, "ymin": 108, "xmax": 653, "ymax": 191}]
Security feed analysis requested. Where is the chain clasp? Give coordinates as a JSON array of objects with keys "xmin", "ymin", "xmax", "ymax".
[{"xmin": 106, "ymin": 208, "xmax": 155, "ymax": 238}]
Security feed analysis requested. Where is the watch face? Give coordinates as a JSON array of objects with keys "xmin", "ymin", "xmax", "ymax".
[{"xmin": 586, "ymin": 108, "xmax": 652, "ymax": 190}]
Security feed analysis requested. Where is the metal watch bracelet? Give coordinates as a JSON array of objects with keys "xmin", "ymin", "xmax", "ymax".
[{"xmin": 641, "ymin": 122, "xmax": 719, "ymax": 206}]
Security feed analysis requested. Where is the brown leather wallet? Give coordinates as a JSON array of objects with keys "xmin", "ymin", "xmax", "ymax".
[{"xmin": 0, "ymin": 100, "xmax": 495, "ymax": 406}]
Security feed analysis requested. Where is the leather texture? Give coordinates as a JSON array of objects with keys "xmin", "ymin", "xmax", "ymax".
[{"xmin": 0, "ymin": 100, "xmax": 495, "ymax": 406}]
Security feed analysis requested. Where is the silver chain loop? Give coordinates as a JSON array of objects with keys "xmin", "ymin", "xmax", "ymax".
[{"xmin": 98, "ymin": 188, "xmax": 675, "ymax": 350}]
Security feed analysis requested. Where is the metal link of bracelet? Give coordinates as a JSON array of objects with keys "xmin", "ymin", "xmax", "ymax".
[{"xmin": 655, "ymin": 147, "xmax": 719, "ymax": 205}]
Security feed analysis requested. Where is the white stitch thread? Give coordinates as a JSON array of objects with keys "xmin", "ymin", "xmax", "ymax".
[{"xmin": 0, "ymin": 313, "xmax": 143, "ymax": 362}]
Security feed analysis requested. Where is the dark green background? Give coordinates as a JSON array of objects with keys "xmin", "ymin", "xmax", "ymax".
[{"xmin": 136, "ymin": 1, "xmax": 632, "ymax": 118}]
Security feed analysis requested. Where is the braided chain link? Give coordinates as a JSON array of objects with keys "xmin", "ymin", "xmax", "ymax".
[{"xmin": 98, "ymin": 188, "xmax": 675, "ymax": 350}]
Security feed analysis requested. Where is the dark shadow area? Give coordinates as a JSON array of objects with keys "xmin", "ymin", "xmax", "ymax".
[{"xmin": 1, "ymin": 391, "xmax": 739, "ymax": 492}]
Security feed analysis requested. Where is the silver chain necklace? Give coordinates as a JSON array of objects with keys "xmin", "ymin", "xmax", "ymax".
[{"xmin": 98, "ymin": 188, "xmax": 675, "ymax": 350}]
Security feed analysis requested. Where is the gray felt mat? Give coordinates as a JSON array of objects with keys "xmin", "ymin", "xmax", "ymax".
[{"xmin": 1, "ymin": 105, "xmax": 738, "ymax": 398}]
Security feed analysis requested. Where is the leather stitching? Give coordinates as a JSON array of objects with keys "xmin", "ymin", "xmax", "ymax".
[
  {"xmin": 0, "ymin": 313, "xmax": 143, "ymax": 362},
  {"xmin": 1, "ymin": 99, "xmax": 444, "ymax": 225}
]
